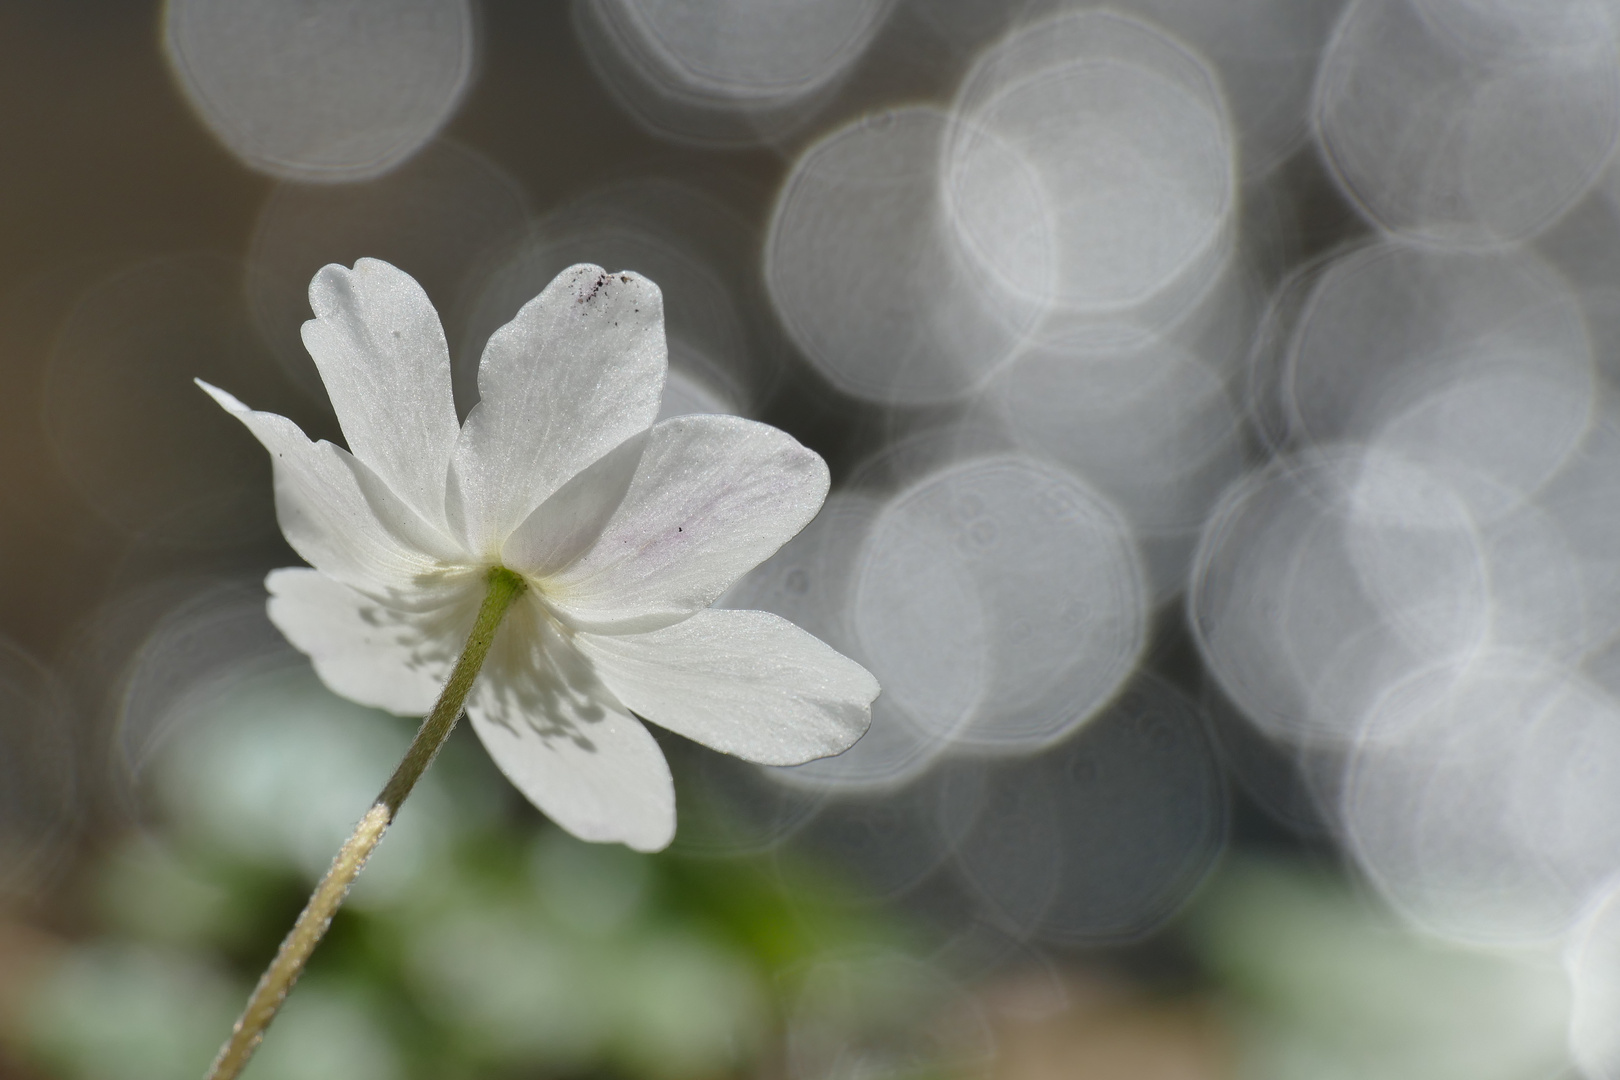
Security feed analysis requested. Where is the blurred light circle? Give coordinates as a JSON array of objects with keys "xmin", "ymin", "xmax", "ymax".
[
  {"xmin": 246, "ymin": 141, "xmax": 528, "ymax": 409},
  {"xmin": 766, "ymin": 107, "xmax": 1046, "ymax": 405},
  {"xmin": 853, "ymin": 455, "xmax": 1147, "ymax": 753},
  {"xmin": 722, "ymin": 490, "xmax": 879, "ymax": 652},
  {"xmin": 1534, "ymin": 399, "xmax": 1620, "ymax": 654},
  {"xmin": 111, "ymin": 580, "xmax": 288, "ymax": 783},
  {"xmin": 986, "ymin": 335, "xmax": 1247, "ymax": 602},
  {"xmin": 591, "ymin": 0, "xmax": 890, "ymax": 97},
  {"xmin": 1344, "ymin": 654, "xmax": 1620, "ymax": 946},
  {"xmin": 940, "ymin": 675, "xmax": 1226, "ymax": 944},
  {"xmin": 1125, "ymin": 0, "xmax": 1348, "ymax": 175},
  {"xmin": 1189, "ymin": 446, "xmax": 1491, "ymax": 745},
  {"xmin": 1471, "ymin": 501, "xmax": 1595, "ymax": 660},
  {"xmin": 725, "ymin": 491, "xmax": 958, "ymax": 792},
  {"xmin": 1284, "ymin": 240, "xmax": 1594, "ymax": 520},
  {"xmin": 65, "ymin": 576, "xmax": 247, "ymax": 779},
  {"xmin": 946, "ymin": 9, "xmax": 1235, "ymax": 323},
  {"xmin": 163, "ymin": 0, "xmax": 476, "ymax": 183},
  {"xmin": 575, "ymin": 0, "xmax": 895, "ymax": 145},
  {"xmin": 1314, "ymin": 0, "xmax": 1620, "ymax": 245},
  {"xmin": 1417, "ymin": 0, "xmax": 1620, "ymax": 50},
  {"xmin": 1286, "ymin": 242, "xmax": 1591, "ymax": 440},
  {"xmin": 1368, "ymin": 361, "xmax": 1595, "ymax": 525}
]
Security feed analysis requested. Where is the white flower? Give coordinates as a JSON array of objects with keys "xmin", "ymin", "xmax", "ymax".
[{"xmin": 200, "ymin": 258, "xmax": 877, "ymax": 851}]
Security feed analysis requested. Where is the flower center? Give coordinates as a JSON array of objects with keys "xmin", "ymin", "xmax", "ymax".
[{"xmin": 487, "ymin": 564, "xmax": 527, "ymax": 596}]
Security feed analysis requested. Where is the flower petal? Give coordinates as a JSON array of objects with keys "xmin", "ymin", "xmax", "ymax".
[
  {"xmin": 466, "ymin": 599, "xmax": 676, "ymax": 851},
  {"xmin": 446, "ymin": 265, "xmax": 667, "ymax": 558},
  {"xmin": 576, "ymin": 608, "xmax": 877, "ymax": 765},
  {"xmin": 199, "ymin": 380, "xmax": 463, "ymax": 603},
  {"xmin": 300, "ymin": 259, "xmax": 460, "ymax": 528},
  {"xmin": 266, "ymin": 568, "xmax": 474, "ymax": 717},
  {"xmin": 544, "ymin": 415, "xmax": 830, "ymax": 633},
  {"xmin": 501, "ymin": 429, "xmax": 649, "ymax": 578}
]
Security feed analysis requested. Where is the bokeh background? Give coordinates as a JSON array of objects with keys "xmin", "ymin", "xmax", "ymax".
[{"xmin": 1, "ymin": 0, "xmax": 1617, "ymax": 1077}]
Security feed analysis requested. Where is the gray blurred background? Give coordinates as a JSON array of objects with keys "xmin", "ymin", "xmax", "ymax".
[{"xmin": 0, "ymin": 2, "xmax": 1616, "ymax": 1078}]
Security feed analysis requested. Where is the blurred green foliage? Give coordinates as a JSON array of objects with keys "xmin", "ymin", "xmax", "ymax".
[
  {"xmin": 19, "ymin": 662, "xmax": 911, "ymax": 1080},
  {"xmin": 15, "ymin": 663, "xmax": 1587, "ymax": 1080},
  {"xmin": 1187, "ymin": 858, "xmax": 1573, "ymax": 1080}
]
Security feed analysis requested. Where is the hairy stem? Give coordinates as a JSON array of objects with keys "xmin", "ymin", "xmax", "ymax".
[{"xmin": 204, "ymin": 567, "xmax": 528, "ymax": 1080}]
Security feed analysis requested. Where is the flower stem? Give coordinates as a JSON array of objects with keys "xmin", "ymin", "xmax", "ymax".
[{"xmin": 204, "ymin": 566, "xmax": 528, "ymax": 1080}]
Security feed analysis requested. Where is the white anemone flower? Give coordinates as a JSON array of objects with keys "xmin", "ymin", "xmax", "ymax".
[{"xmin": 199, "ymin": 258, "xmax": 877, "ymax": 852}]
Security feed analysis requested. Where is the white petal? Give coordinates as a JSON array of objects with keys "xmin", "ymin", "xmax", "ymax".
[
  {"xmin": 199, "ymin": 380, "xmax": 464, "ymax": 603},
  {"xmin": 544, "ymin": 415, "xmax": 830, "ymax": 633},
  {"xmin": 300, "ymin": 259, "xmax": 460, "ymax": 528},
  {"xmin": 576, "ymin": 608, "xmax": 877, "ymax": 766},
  {"xmin": 447, "ymin": 265, "xmax": 667, "ymax": 558},
  {"xmin": 466, "ymin": 599, "xmax": 676, "ymax": 851},
  {"xmin": 501, "ymin": 430, "xmax": 648, "ymax": 578},
  {"xmin": 266, "ymin": 568, "xmax": 476, "ymax": 717}
]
